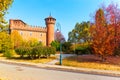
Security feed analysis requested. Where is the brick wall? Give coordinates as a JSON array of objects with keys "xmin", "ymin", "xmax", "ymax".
[{"xmin": 9, "ymin": 19, "xmax": 47, "ymax": 46}]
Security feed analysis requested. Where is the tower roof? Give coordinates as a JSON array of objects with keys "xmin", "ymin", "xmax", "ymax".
[{"xmin": 45, "ymin": 15, "xmax": 56, "ymax": 21}]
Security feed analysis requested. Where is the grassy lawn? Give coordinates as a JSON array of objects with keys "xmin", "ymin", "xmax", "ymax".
[
  {"xmin": 0, "ymin": 54, "xmax": 56, "ymax": 64},
  {"xmin": 62, "ymin": 55, "xmax": 120, "ymax": 71},
  {"xmin": 0, "ymin": 78, "xmax": 8, "ymax": 80}
]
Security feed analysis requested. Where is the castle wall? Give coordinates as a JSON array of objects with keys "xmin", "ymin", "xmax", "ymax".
[{"xmin": 9, "ymin": 19, "xmax": 47, "ymax": 46}]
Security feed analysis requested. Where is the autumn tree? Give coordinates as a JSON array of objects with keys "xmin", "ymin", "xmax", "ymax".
[
  {"xmin": 54, "ymin": 29, "xmax": 65, "ymax": 42},
  {"xmin": 90, "ymin": 8, "xmax": 116, "ymax": 61},
  {"xmin": 104, "ymin": 3, "xmax": 120, "ymax": 55},
  {"xmin": 0, "ymin": 0, "xmax": 13, "ymax": 57},
  {"xmin": 0, "ymin": 32, "xmax": 13, "ymax": 52},
  {"xmin": 0, "ymin": 0, "xmax": 13, "ymax": 32},
  {"xmin": 11, "ymin": 30, "xmax": 23, "ymax": 48}
]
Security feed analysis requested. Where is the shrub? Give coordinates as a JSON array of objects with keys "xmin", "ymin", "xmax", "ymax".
[
  {"xmin": 25, "ymin": 47, "xmax": 33, "ymax": 59},
  {"xmin": 62, "ymin": 42, "xmax": 72, "ymax": 53},
  {"xmin": 73, "ymin": 43, "xmax": 92, "ymax": 55},
  {"xmin": 32, "ymin": 46, "xmax": 43, "ymax": 59},
  {"xmin": 3, "ymin": 50, "xmax": 13, "ymax": 58},
  {"xmin": 15, "ymin": 46, "xmax": 27, "ymax": 58},
  {"xmin": 47, "ymin": 47, "xmax": 56, "ymax": 57}
]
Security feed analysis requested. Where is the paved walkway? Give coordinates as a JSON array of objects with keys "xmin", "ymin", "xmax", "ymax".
[
  {"xmin": 46, "ymin": 54, "xmax": 76, "ymax": 65},
  {"xmin": 0, "ymin": 57, "xmax": 120, "ymax": 77},
  {"xmin": 0, "ymin": 54, "xmax": 120, "ymax": 77},
  {"xmin": 1, "ymin": 62, "xmax": 120, "ymax": 80}
]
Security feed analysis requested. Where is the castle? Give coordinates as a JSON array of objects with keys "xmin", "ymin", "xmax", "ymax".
[{"xmin": 9, "ymin": 16, "xmax": 56, "ymax": 46}]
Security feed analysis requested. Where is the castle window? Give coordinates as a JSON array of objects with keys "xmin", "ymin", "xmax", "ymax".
[
  {"xmin": 20, "ymin": 31, "xmax": 23, "ymax": 35},
  {"xmin": 30, "ymin": 32, "xmax": 32, "ymax": 36}
]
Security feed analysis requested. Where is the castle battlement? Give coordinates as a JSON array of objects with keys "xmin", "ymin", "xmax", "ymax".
[
  {"xmin": 9, "ymin": 15, "xmax": 56, "ymax": 46},
  {"xmin": 9, "ymin": 19, "xmax": 47, "ymax": 32}
]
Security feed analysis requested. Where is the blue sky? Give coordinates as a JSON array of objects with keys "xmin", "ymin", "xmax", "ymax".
[{"xmin": 6, "ymin": 0, "xmax": 120, "ymax": 40}]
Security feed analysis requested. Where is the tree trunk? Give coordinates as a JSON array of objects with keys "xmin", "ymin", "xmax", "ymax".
[{"xmin": 101, "ymin": 55, "xmax": 106, "ymax": 62}]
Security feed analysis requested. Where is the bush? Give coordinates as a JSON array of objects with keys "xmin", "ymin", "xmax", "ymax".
[
  {"xmin": 15, "ymin": 46, "xmax": 56, "ymax": 59},
  {"xmin": 62, "ymin": 42, "xmax": 72, "ymax": 53},
  {"xmin": 25, "ymin": 47, "xmax": 33, "ymax": 59},
  {"xmin": 74, "ymin": 43, "xmax": 92, "ymax": 55},
  {"xmin": 47, "ymin": 47, "xmax": 56, "ymax": 57},
  {"xmin": 3, "ymin": 50, "xmax": 13, "ymax": 58},
  {"xmin": 32, "ymin": 46, "xmax": 43, "ymax": 59},
  {"xmin": 15, "ymin": 46, "xmax": 27, "ymax": 58}
]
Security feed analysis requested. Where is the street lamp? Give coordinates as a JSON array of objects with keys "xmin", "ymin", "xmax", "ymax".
[{"xmin": 56, "ymin": 23, "xmax": 62, "ymax": 65}]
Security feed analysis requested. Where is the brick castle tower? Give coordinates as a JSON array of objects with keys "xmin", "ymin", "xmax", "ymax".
[
  {"xmin": 9, "ymin": 15, "xmax": 56, "ymax": 46},
  {"xmin": 45, "ymin": 16, "xmax": 56, "ymax": 46}
]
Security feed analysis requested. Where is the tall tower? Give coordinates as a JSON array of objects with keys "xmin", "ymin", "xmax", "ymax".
[{"xmin": 45, "ymin": 15, "xmax": 56, "ymax": 46}]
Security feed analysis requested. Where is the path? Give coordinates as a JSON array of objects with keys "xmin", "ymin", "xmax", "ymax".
[
  {"xmin": 0, "ymin": 62, "xmax": 120, "ymax": 80},
  {"xmin": 46, "ymin": 54, "xmax": 76, "ymax": 65}
]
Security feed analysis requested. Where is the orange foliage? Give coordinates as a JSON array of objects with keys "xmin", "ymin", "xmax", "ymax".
[
  {"xmin": 90, "ymin": 4, "xmax": 120, "ymax": 60},
  {"xmin": 90, "ymin": 8, "xmax": 117, "ymax": 58}
]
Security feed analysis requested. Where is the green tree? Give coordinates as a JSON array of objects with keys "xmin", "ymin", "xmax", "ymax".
[
  {"xmin": 51, "ymin": 40, "xmax": 60, "ymax": 51},
  {"xmin": 68, "ymin": 21, "xmax": 91, "ymax": 43}
]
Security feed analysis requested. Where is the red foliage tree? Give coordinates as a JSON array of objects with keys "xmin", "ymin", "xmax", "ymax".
[
  {"xmin": 90, "ymin": 8, "xmax": 116, "ymax": 61},
  {"xmin": 105, "ymin": 3, "xmax": 120, "ymax": 49},
  {"xmin": 54, "ymin": 29, "xmax": 65, "ymax": 42}
]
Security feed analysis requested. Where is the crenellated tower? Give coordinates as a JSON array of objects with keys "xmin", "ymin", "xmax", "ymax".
[{"xmin": 45, "ymin": 15, "xmax": 56, "ymax": 46}]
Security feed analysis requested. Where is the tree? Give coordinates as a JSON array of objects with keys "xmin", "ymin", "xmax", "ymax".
[
  {"xmin": 11, "ymin": 30, "xmax": 23, "ymax": 48},
  {"xmin": 0, "ymin": 32, "xmax": 13, "ymax": 52},
  {"xmin": 68, "ymin": 22, "xmax": 92, "ymax": 55},
  {"xmin": 0, "ymin": 0, "xmax": 13, "ymax": 32},
  {"xmin": 54, "ymin": 30, "xmax": 65, "ymax": 42},
  {"xmin": 51, "ymin": 40, "xmax": 60, "ymax": 51},
  {"xmin": 0, "ymin": 0, "xmax": 13, "ymax": 57},
  {"xmin": 68, "ymin": 21, "xmax": 91, "ymax": 43},
  {"xmin": 90, "ymin": 8, "xmax": 115, "ymax": 61},
  {"xmin": 104, "ymin": 3, "xmax": 120, "ymax": 55}
]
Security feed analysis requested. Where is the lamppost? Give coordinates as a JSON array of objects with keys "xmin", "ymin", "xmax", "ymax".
[{"xmin": 56, "ymin": 23, "xmax": 62, "ymax": 65}]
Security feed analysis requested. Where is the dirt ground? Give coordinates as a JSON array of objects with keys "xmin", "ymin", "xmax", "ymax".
[{"xmin": 71, "ymin": 55, "xmax": 120, "ymax": 65}]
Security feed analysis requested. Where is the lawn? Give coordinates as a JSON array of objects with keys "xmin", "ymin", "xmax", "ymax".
[
  {"xmin": 0, "ymin": 53, "xmax": 56, "ymax": 64},
  {"xmin": 62, "ymin": 55, "xmax": 120, "ymax": 71}
]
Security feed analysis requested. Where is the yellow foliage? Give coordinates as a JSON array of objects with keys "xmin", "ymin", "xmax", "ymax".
[{"xmin": 11, "ymin": 30, "xmax": 23, "ymax": 48}]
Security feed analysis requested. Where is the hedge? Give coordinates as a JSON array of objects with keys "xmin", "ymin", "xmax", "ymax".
[{"xmin": 15, "ymin": 46, "xmax": 56, "ymax": 59}]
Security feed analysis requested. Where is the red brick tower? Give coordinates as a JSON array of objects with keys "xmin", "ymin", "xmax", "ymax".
[{"xmin": 45, "ymin": 15, "xmax": 56, "ymax": 46}]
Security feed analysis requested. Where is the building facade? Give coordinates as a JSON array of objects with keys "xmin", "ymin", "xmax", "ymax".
[{"xmin": 9, "ymin": 16, "xmax": 56, "ymax": 46}]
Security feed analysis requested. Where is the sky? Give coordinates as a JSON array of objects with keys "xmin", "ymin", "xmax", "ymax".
[{"xmin": 6, "ymin": 0, "xmax": 120, "ymax": 40}]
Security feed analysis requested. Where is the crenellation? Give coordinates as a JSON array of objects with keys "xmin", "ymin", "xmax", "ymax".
[{"xmin": 9, "ymin": 16, "xmax": 56, "ymax": 46}]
